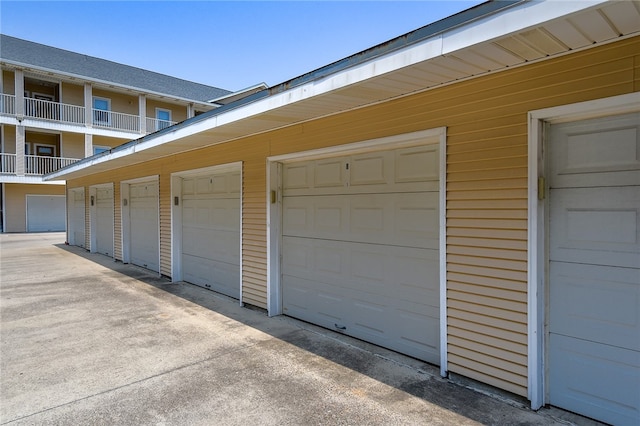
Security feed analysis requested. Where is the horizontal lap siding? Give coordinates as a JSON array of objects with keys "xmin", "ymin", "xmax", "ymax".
[
  {"xmin": 159, "ymin": 174, "xmax": 171, "ymax": 277},
  {"xmin": 63, "ymin": 37, "xmax": 639, "ymax": 397},
  {"xmin": 442, "ymin": 37, "xmax": 639, "ymax": 396}
]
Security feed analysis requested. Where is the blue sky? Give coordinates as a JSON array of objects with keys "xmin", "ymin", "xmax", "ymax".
[{"xmin": 1, "ymin": 1, "xmax": 484, "ymax": 92}]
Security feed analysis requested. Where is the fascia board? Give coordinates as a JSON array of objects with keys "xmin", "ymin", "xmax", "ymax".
[{"xmin": 441, "ymin": 0, "xmax": 609, "ymax": 53}]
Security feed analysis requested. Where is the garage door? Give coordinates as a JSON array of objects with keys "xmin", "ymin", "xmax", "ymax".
[
  {"xmin": 548, "ymin": 112, "xmax": 639, "ymax": 425},
  {"xmin": 26, "ymin": 195, "xmax": 66, "ymax": 232},
  {"xmin": 95, "ymin": 186, "xmax": 114, "ymax": 256},
  {"xmin": 68, "ymin": 188, "xmax": 85, "ymax": 247},
  {"xmin": 281, "ymin": 145, "xmax": 440, "ymax": 364},
  {"xmin": 129, "ymin": 181, "xmax": 159, "ymax": 272},
  {"xmin": 181, "ymin": 170, "xmax": 241, "ymax": 298}
]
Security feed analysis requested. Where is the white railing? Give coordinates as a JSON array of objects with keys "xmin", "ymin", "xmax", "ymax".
[
  {"xmin": 1, "ymin": 94, "xmax": 16, "ymax": 116},
  {"xmin": 24, "ymin": 155, "xmax": 80, "ymax": 175},
  {"xmin": 0, "ymin": 153, "xmax": 16, "ymax": 174},
  {"xmin": 146, "ymin": 117, "xmax": 176, "ymax": 132},
  {"xmin": 24, "ymin": 98, "xmax": 85, "ymax": 125},
  {"xmin": 92, "ymin": 109, "xmax": 140, "ymax": 132}
]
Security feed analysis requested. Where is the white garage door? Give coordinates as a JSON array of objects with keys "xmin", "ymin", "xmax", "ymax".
[
  {"xmin": 95, "ymin": 186, "xmax": 114, "ymax": 256},
  {"xmin": 68, "ymin": 188, "xmax": 85, "ymax": 247},
  {"xmin": 548, "ymin": 112, "xmax": 640, "ymax": 425},
  {"xmin": 26, "ymin": 195, "xmax": 66, "ymax": 232},
  {"xmin": 181, "ymin": 170, "xmax": 241, "ymax": 298},
  {"xmin": 282, "ymin": 145, "xmax": 440, "ymax": 364},
  {"xmin": 129, "ymin": 181, "xmax": 159, "ymax": 272}
]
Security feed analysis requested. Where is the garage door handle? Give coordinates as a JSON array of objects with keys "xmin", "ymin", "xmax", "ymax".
[{"xmin": 334, "ymin": 324, "xmax": 346, "ymax": 330}]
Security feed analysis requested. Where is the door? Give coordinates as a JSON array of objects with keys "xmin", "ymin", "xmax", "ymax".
[
  {"xmin": 281, "ymin": 145, "xmax": 440, "ymax": 364},
  {"xmin": 26, "ymin": 195, "xmax": 66, "ymax": 232},
  {"xmin": 547, "ymin": 112, "xmax": 640, "ymax": 425},
  {"xmin": 94, "ymin": 186, "xmax": 114, "ymax": 256},
  {"xmin": 129, "ymin": 181, "xmax": 159, "ymax": 272},
  {"xmin": 68, "ymin": 188, "xmax": 85, "ymax": 247},
  {"xmin": 181, "ymin": 170, "xmax": 241, "ymax": 298}
]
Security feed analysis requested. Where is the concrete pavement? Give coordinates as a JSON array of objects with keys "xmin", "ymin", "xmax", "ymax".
[{"xmin": 0, "ymin": 233, "xmax": 599, "ymax": 425}]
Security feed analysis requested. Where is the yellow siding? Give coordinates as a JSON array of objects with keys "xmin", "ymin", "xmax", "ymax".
[
  {"xmin": 146, "ymin": 100, "xmax": 188, "ymax": 123},
  {"xmin": 65, "ymin": 37, "xmax": 640, "ymax": 398},
  {"xmin": 93, "ymin": 135, "xmax": 128, "ymax": 151},
  {"xmin": 3, "ymin": 126, "xmax": 17, "ymax": 154},
  {"xmin": 61, "ymin": 82, "xmax": 83, "ymax": 106},
  {"xmin": 159, "ymin": 173, "xmax": 171, "ymax": 277},
  {"xmin": 2, "ymin": 70, "xmax": 15, "ymax": 94},
  {"xmin": 3, "ymin": 183, "xmax": 65, "ymax": 232},
  {"xmin": 92, "ymin": 89, "xmax": 138, "ymax": 116},
  {"xmin": 61, "ymin": 132, "xmax": 85, "ymax": 159}
]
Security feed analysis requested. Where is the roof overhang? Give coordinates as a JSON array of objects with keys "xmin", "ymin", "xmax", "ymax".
[{"xmin": 46, "ymin": 0, "xmax": 640, "ymax": 181}]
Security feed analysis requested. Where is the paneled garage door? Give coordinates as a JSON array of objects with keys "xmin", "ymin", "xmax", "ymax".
[
  {"xmin": 26, "ymin": 195, "xmax": 66, "ymax": 232},
  {"xmin": 95, "ymin": 186, "xmax": 114, "ymax": 256},
  {"xmin": 282, "ymin": 145, "xmax": 440, "ymax": 364},
  {"xmin": 548, "ymin": 112, "xmax": 639, "ymax": 425},
  {"xmin": 129, "ymin": 181, "xmax": 159, "ymax": 272},
  {"xmin": 68, "ymin": 188, "xmax": 85, "ymax": 247},
  {"xmin": 181, "ymin": 170, "xmax": 241, "ymax": 298}
]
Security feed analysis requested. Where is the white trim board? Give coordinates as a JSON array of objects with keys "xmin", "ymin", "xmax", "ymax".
[{"xmin": 526, "ymin": 92, "xmax": 640, "ymax": 410}]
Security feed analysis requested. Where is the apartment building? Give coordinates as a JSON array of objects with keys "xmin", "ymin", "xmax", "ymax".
[{"xmin": 0, "ymin": 34, "xmax": 231, "ymax": 233}]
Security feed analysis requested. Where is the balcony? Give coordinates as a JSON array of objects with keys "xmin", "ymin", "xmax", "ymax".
[
  {"xmin": 0, "ymin": 153, "xmax": 80, "ymax": 177},
  {"xmin": 0, "ymin": 94, "xmax": 177, "ymax": 134}
]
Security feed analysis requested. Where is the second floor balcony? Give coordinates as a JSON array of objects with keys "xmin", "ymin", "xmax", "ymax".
[
  {"xmin": 0, "ymin": 153, "xmax": 80, "ymax": 178},
  {"xmin": 0, "ymin": 94, "xmax": 177, "ymax": 134}
]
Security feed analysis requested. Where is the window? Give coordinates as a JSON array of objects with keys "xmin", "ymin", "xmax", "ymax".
[
  {"xmin": 156, "ymin": 108, "xmax": 171, "ymax": 130},
  {"xmin": 93, "ymin": 145, "xmax": 110, "ymax": 155},
  {"xmin": 93, "ymin": 97, "xmax": 111, "ymax": 125},
  {"xmin": 34, "ymin": 144, "xmax": 57, "ymax": 157}
]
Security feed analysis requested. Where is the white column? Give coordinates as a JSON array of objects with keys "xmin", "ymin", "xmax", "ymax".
[
  {"xmin": 84, "ymin": 83, "xmax": 92, "ymax": 127},
  {"xmin": 15, "ymin": 70, "xmax": 24, "ymax": 118},
  {"xmin": 84, "ymin": 134, "xmax": 93, "ymax": 158},
  {"xmin": 187, "ymin": 103, "xmax": 194, "ymax": 119},
  {"xmin": 139, "ymin": 94, "xmax": 146, "ymax": 134},
  {"xmin": 15, "ymin": 125, "xmax": 25, "ymax": 176}
]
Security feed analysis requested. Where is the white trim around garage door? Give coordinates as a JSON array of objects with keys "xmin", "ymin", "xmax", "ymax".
[
  {"xmin": 170, "ymin": 162, "xmax": 243, "ymax": 305},
  {"xmin": 267, "ymin": 127, "xmax": 447, "ymax": 375},
  {"xmin": 527, "ymin": 92, "xmax": 640, "ymax": 410}
]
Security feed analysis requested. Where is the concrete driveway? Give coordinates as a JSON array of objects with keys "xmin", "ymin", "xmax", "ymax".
[{"xmin": 0, "ymin": 233, "xmax": 597, "ymax": 425}]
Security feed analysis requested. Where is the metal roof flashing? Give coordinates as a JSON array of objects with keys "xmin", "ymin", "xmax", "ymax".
[{"xmin": 45, "ymin": 0, "xmax": 628, "ymax": 182}]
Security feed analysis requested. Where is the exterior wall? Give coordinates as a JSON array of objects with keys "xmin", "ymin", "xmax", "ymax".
[
  {"xmin": 24, "ymin": 81, "xmax": 56, "ymax": 99},
  {"xmin": 93, "ymin": 135, "xmax": 128, "ymax": 151},
  {"xmin": 62, "ymin": 132, "xmax": 85, "ymax": 159},
  {"xmin": 146, "ymin": 100, "xmax": 187, "ymax": 123},
  {"xmin": 25, "ymin": 131, "xmax": 59, "ymax": 154},
  {"xmin": 64, "ymin": 37, "xmax": 640, "ymax": 398},
  {"xmin": 3, "ymin": 126, "xmax": 16, "ymax": 154},
  {"xmin": 92, "ymin": 89, "xmax": 138, "ymax": 115},
  {"xmin": 4, "ymin": 183, "xmax": 65, "ymax": 232},
  {"xmin": 61, "ymin": 82, "xmax": 84, "ymax": 106},
  {"xmin": 2, "ymin": 70, "xmax": 15, "ymax": 94}
]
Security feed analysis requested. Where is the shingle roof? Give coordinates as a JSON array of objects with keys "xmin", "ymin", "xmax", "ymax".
[{"xmin": 0, "ymin": 34, "xmax": 231, "ymax": 102}]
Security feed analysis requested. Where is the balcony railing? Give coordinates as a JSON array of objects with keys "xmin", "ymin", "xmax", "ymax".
[
  {"xmin": 92, "ymin": 108, "xmax": 140, "ymax": 133},
  {"xmin": 0, "ymin": 95, "xmax": 179, "ymax": 134},
  {"xmin": 0, "ymin": 153, "xmax": 16, "ymax": 174},
  {"xmin": 146, "ymin": 117, "xmax": 176, "ymax": 132},
  {"xmin": 24, "ymin": 155, "xmax": 80, "ymax": 175},
  {"xmin": 24, "ymin": 97, "xmax": 85, "ymax": 125},
  {"xmin": 1, "ymin": 94, "xmax": 16, "ymax": 116}
]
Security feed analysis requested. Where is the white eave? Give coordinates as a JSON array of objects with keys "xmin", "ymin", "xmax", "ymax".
[{"xmin": 46, "ymin": 0, "xmax": 640, "ymax": 181}]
